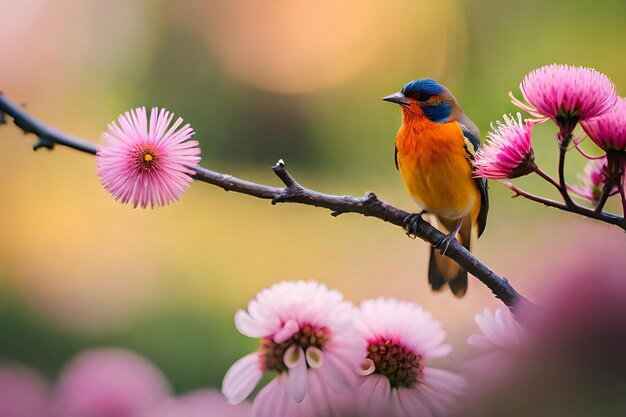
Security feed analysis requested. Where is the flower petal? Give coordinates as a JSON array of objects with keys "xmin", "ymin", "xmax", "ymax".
[
  {"xmin": 234, "ymin": 310, "xmax": 268, "ymax": 338},
  {"xmin": 305, "ymin": 347, "xmax": 324, "ymax": 369},
  {"xmin": 253, "ymin": 375, "xmax": 296, "ymax": 417},
  {"xmin": 317, "ymin": 352, "xmax": 357, "ymax": 393},
  {"xmin": 222, "ymin": 353, "xmax": 263, "ymax": 404},
  {"xmin": 284, "ymin": 345, "xmax": 308, "ymax": 403},
  {"xmin": 357, "ymin": 374, "xmax": 390, "ymax": 416},
  {"xmin": 273, "ymin": 320, "xmax": 299, "ymax": 344},
  {"xmin": 397, "ymin": 387, "xmax": 433, "ymax": 417}
]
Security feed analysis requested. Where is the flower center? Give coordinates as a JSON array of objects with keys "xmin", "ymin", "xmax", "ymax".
[
  {"xmin": 260, "ymin": 324, "xmax": 329, "ymax": 373},
  {"xmin": 135, "ymin": 146, "xmax": 158, "ymax": 169},
  {"xmin": 366, "ymin": 338, "xmax": 424, "ymax": 389}
]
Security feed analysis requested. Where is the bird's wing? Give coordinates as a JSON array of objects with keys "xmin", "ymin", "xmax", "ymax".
[
  {"xmin": 460, "ymin": 124, "xmax": 489, "ymax": 238},
  {"xmin": 394, "ymin": 145, "xmax": 399, "ymax": 170},
  {"xmin": 460, "ymin": 123, "xmax": 481, "ymax": 153}
]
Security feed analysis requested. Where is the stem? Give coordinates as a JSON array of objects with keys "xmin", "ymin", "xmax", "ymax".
[
  {"xmin": 0, "ymin": 93, "xmax": 530, "ymax": 311},
  {"xmin": 533, "ymin": 165, "xmax": 561, "ymax": 190},
  {"xmin": 0, "ymin": 95, "xmax": 97, "ymax": 155},
  {"xmin": 595, "ymin": 180, "xmax": 614, "ymax": 213},
  {"xmin": 504, "ymin": 182, "xmax": 626, "ymax": 231},
  {"xmin": 619, "ymin": 184, "xmax": 626, "ymax": 217},
  {"xmin": 557, "ymin": 141, "xmax": 576, "ymax": 208},
  {"xmin": 573, "ymin": 136, "xmax": 605, "ymax": 160}
]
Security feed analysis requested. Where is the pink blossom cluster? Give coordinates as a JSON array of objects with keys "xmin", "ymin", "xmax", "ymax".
[
  {"xmin": 222, "ymin": 280, "xmax": 476, "ymax": 417},
  {"xmin": 474, "ymin": 64, "xmax": 625, "ymax": 208},
  {"xmin": 5, "ymin": 268, "xmax": 626, "ymax": 417},
  {"xmin": 0, "ymin": 348, "xmax": 251, "ymax": 417},
  {"xmin": 569, "ymin": 157, "xmax": 619, "ymax": 203},
  {"xmin": 2, "ymin": 284, "xmax": 511, "ymax": 417}
]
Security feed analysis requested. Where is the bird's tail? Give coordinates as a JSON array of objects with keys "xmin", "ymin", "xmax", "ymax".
[{"xmin": 428, "ymin": 217, "xmax": 471, "ymax": 298}]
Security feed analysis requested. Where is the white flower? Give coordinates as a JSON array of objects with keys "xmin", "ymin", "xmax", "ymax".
[
  {"xmin": 467, "ymin": 308, "xmax": 525, "ymax": 352},
  {"xmin": 222, "ymin": 281, "xmax": 357, "ymax": 417}
]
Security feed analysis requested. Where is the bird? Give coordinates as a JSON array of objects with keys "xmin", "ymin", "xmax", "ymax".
[{"xmin": 383, "ymin": 79, "xmax": 488, "ymax": 297}]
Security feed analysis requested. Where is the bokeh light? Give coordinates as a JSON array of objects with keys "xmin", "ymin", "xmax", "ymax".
[{"xmin": 195, "ymin": 0, "xmax": 465, "ymax": 94}]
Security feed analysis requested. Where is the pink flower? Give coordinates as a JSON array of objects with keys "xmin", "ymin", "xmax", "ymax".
[
  {"xmin": 510, "ymin": 64, "xmax": 617, "ymax": 123},
  {"xmin": 463, "ymin": 308, "xmax": 526, "ymax": 396},
  {"xmin": 0, "ymin": 363, "xmax": 52, "ymax": 417},
  {"xmin": 474, "ymin": 113, "xmax": 535, "ymax": 179},
  {"xmin": 54, "ymin": 348, "xmax": 171, "ymax": 417},
  {"xmin": 96, "ymin": 107, "xmax": 201, "ymax": 208},
  {"xmin": 350, "ymin": 298, "xmax": 464, "ymax": 417},
  {"xmin": 143, "ymin": 390, "xmax": 252, "ymax": 417},
  {"xmin": 570, "ymin": 157, "xmax": 618, "ymax": 203},
  {"xmin": 467, "ymin": 308, "xmax": 524, "ymax": 352},
  {"xmin": 581, "ymin": 97, "xmax": 626, "ymax": 151},
  {"xmin": 222, "ymin": 280, "xmax": 357, "ymax": 417}
]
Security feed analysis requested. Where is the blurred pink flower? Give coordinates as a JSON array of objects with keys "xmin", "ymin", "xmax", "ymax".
[
  {"xmin": 462, "ymin": 247, "xmax": 626, "ymax": 417},
  {"xmin": 55, "ymin": 348, "xmax": 171, "ymax": 417},
  {"xmin": 569, "ymin": 157, "xmax": 618, "ymax": 203},
  {"xmin": 581, "ymin": 97, "xmax": 626, "ymax": 151},
  {"xmin": 474, "ymin": 113, "xmax": 535, "ymax": 179},
  {"xmin": 96, "ymin": 107, "xmax": 201, "ymax": 208},
  {"xmin": 463, "ymin": 308, "xmax": 526, "ymax": 397},
  {"xmin": 350, "ymin": 298, "xmax": 464, "ymax": 417},
  {"xmin": 143, "ymin": 389, "xmax": 251, "ymax": 417},
  {"xmin": 467, "ymin": 308, "xmax": 524, "ymax": 352},
  {"xmin": 222, "ymin": 280, "xmax": 357, "ymax": 417},
  {"xmin": 510, "ymin": 64, "xmax": 617, "ymax": 124},
  {"xmin": 0, "ymin": 363, "xmax": 52, "ymax": 417}
]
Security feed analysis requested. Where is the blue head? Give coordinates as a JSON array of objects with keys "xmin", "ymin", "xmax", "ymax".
[{"xmin": 383, "ymin": 78, "xmax": 453, "ymax": 123}]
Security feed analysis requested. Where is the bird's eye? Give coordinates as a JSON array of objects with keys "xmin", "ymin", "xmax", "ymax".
[{"xmin": 416, "ymin": 93, "xmax": 434, "ymax": 102}]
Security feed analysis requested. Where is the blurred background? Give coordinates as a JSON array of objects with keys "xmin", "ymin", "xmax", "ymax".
[{"xmin": 0, "ymin": 0, "xmax": 625, "ymax": 405}]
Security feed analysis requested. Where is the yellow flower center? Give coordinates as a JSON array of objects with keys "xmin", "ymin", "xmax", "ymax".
[{"xmin": 136, "ymin": 146, "xmax": 158, "ymax": 169}]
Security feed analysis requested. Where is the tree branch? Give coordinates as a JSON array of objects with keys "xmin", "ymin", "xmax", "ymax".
[
  {"xmin": 503, "ymin": 181, "xmax": 626, "ymax": 230},
  {"xmin": 0, "ymin": 93, "xmax": 530, "ymax": 311}
]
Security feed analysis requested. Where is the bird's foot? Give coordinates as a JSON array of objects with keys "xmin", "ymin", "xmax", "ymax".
[
  {"xmin": 434, "ymin": 232, "xmax": 457, "ymax": 256},
  {"xmin": 404, "ymin": 210, "xmax": 428, "ymax": 237}
]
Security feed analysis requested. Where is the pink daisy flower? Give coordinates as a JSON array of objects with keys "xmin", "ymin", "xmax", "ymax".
[
  {"xmin": 570, "ymin": 157, "xmax": 618, "ymax": 203},
  {"xmin": 222, "ymin": 281, "xmax": 357, "ymax": 417},
  {"xmin": 467, "ymin": 308, "xmax": 525, "ymax": 352},
  {"xmin": 54, "ymin": 348, "xmax": 171, "ymax": 417},
  {"xmin": 581, "ymin": 97, "xmax": 626, "ymax": 152},
  {"xmin": 464, "ymin": 308, "xmax": 526, "ymax": 393},
  {"xmin": 474, "ymin": 113, "xmax": 535, "ymax": 179},
  {"xmin": 96, "ymin": 107, "xmax": 201, "ymax": 208},
  {"xmin": 350, "ymin": 298, "xmax": 464, "ymax": 417},
  {"xmin": 510, "ymin": 64, "xmax": 617, "ymax": 124},
  {"xmin": 0, "ymin": 363, "xmax": 52, "ymax": 417}
]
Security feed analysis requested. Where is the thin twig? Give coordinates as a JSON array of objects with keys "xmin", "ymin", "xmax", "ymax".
[
  {"xmin": 595, "ymin": 180, "xmax": 615, "ymax": 213},
  {"xmin": 504, "ymin": 182, "xmax": 626, "ymax": 230},
  {"xmin": 0, "ymin": 95, "xmax": 97, "ymax": 155},
  {"xmin": 557, "ymin": 144, "xmax": 577, "ymax": 208},
  {"xmin": 0, "ymin": 93, "xmax": 533, "ymax": 310},
  {"xmin": 618, "ymin": 174, "xmax": 626, "ymax": 217},
  {"xmin": 533, "ymin": 165, "xmax": 561, "ymax": 190}
]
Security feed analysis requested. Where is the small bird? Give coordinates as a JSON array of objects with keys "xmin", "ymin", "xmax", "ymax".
[{"xmin": 383, "ymin": 79, "xmax": 488, "ymax": 297}]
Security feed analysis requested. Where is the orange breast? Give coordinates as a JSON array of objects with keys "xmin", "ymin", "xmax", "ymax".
[{"xmin": 395, "ymin": 118, "xmax": 480, "ymax": 220}]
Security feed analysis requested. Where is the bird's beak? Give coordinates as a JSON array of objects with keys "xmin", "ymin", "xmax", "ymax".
[{"xmin": 382, "ymin": 92, "xmax": 410, "ymax": 107}]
